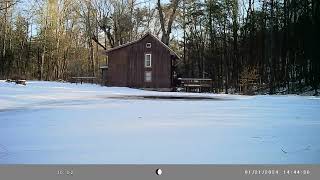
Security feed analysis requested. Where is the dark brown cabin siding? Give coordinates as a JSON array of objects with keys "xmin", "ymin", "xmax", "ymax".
[
  {"xmin": 107, "ymin": 49, "xmax": 129, "ymax": 86},
  {"xmin": 106, "ymin": 34, "xmax": 172, "ymax": 88}
]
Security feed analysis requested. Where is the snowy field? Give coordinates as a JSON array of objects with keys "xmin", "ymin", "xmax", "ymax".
[{"xmin": 0, "ymin": 80, "xmax": 319, "ymax": 164}]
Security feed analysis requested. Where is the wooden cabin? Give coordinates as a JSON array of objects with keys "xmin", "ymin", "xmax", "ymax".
[{"xmin": 102, "ymin": 33, "xmax": 180, "ymax": 91}]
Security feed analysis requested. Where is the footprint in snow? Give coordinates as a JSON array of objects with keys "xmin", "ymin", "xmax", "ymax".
[
  {"xmin": 281, "ymin": 145, "xmax": 312, "ymax": 154},
  {"xmin": 0, "ymin": 144, "xmax": 8, "ymax": 158}
]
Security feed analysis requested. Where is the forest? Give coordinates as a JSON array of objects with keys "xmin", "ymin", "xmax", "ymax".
[{"xmin": 0, "ymin": 0, "xmax": 319, "ymax": 95}]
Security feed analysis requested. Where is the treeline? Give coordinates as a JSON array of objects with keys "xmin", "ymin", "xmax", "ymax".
[
  {"xmin": 0, "ymin": 0, "xmax": 319, "ymax": 95},
  {"xmin": 178, "ymin": 0, "xmax": 320, "ymax": 95},
  {"xmin": 0, "ymin": 0, "xmax": 160, "ymax": 81}
]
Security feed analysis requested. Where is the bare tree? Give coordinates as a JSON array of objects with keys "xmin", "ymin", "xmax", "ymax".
[{"xmin": 157, "ymin": 0, "xmax": 180, "ymax": 45}]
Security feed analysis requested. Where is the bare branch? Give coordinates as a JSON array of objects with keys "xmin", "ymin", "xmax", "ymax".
[{"xmin": 0, "ymin": 0, "xmax": 19, "ymax": 11}]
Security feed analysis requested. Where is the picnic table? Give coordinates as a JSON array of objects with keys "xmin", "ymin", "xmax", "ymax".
[
  {"xmin": 70, "ymin": 77, "xmax": 96, "ymax": 84},
  {"xmin": 178, "ymin": 78, "xmax": 213, "ymax": 92}
]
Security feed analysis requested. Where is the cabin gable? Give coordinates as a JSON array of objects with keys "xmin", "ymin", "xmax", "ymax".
[{"xmin": 105, "ymin": 33, "xmax": 177, "ymax": 89}]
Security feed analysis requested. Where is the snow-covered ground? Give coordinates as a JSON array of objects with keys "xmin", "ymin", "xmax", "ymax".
[{"xmin": 0, "ymin": 80, "xmax": 319, "ymax": 164}]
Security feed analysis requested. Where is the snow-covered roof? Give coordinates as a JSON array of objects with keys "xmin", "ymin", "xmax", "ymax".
[
  {"xmin": 105, "ymin": 33, "xmax": 181, "ymax": 59},
  {"xmin": 99, "ymin": 65, "xmax": 108, "ymax": 69}
]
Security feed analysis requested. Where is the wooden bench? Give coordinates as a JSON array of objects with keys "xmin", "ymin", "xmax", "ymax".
[
  {"xmin": 6, "ymin": 79, "xmax": 27, "ymax": 85},
  {"xmin": 178, "ymin": 78, "xmax": 213, "ymax": 92},
  {"xmin": 16, "ymin": 80, "xmax": 26, "ymax": 85}
]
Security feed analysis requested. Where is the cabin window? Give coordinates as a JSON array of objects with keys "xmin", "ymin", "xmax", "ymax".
[
  {"xmin": 145, "ymin": 71, "xmax": 152, "ymax": 82},
  {"xmin": 145, "ymin": 53, "xmax": 152, "ymax": 68},
  {"xmin": 146, "ymin": 43, "xmax": 151, "ymax": 48}
]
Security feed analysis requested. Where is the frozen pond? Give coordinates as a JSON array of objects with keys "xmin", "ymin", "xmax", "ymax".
[{"xmin": 0, "ymin": 81, "xmax": 319, "ymax": 164}]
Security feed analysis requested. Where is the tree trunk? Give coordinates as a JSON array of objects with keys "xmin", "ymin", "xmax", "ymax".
[{"xmin": 157, "ymin": 0, "xmax": 180, "ymax": 45}]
